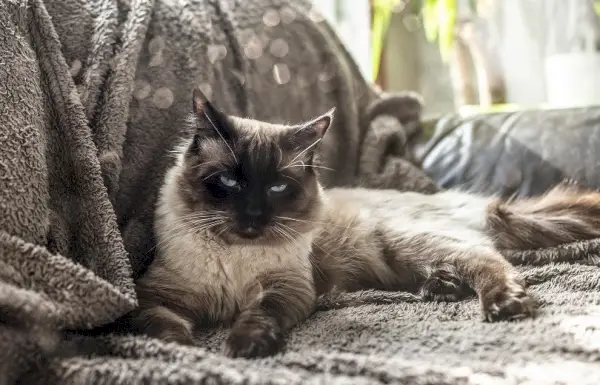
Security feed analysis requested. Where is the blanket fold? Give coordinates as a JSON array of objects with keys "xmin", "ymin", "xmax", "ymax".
[{"xmin": 1, "ymin": 0, "xmax": 599, "ymax": 384}]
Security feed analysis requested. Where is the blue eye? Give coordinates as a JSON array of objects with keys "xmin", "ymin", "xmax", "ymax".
[
  {"xmin": 219, "ymin": 174, "xmax": 239, "ymax": 188},
  {"xmin": 269, "ymin": 183, "xmax": 288, "ymax": 193}
]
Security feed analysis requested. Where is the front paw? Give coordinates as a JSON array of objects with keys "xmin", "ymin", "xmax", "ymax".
[
  {"xmin": 481, "ymin": 279, "xmax": 536, "ymax": 322},
  {"xmin": 224, "ymin": 316, "xmax": 283, "ymax": 358}
]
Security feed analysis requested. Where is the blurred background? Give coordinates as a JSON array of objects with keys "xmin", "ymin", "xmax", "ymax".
[{"xmin": 313, "ymin": 0, "xmax": 600, "ymax": 118}]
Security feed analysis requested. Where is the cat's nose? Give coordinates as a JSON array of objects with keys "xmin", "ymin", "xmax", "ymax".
[{"xmin": 245, "ymin": 206, "xmax": 263, "ymax": 218}]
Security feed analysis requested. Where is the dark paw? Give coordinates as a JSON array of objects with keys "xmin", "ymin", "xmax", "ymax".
[
  {"xmin": 421, "ymin": 268, "xmax": 473, "ymax": 302},
  {"xmin": 481, "ymin": 280, "xmax": 536, "ymax": 322},
  {"xmin": 224, "ymin": 316, "xmax": 283, "ymax": 358}
]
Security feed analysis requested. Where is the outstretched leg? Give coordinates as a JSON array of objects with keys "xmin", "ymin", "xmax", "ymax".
[
  {"xmin": 386, "ymin": 236, "xmax": 536, "ymax": 321},
  {"xmin": 224, "ymin": 269, "xmax": 316, "ymax": 358},
  {"xmin": 313, "ymin": 225, "xmax": 536, "ymax": 321},
  {"xmin": 443, "ymin": 245, "xmax": 535, "ymax": 321}
]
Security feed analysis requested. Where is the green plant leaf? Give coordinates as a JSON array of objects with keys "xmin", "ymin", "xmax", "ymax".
[
  {"xmin": 421, "ymin": 0, "xmax": 458, "ymax": 61},
  {"xmin": 437, "ymin": 0, "xmax": 457, "ymax": 62},
  {"xmin": 371, "ymin": 0, "xmax": 400, "ymax": 80},
  {"xmin": 422, "ymin": 0, "xmax": 439, "ymax": 42},
  {"xmin": 468, "ymin": 0, "xmax": 477, "ymax": 13}
]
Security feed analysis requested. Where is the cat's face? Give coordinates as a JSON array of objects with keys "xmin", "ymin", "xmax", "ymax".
[{"xmin": 176, "ymin": 89, "xmax": 334, "ymax": 245}]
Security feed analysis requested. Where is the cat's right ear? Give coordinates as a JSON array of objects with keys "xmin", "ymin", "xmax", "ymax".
[{"xmin": 190, "ymin": 88, "xmax": 234, "ymax": 151}]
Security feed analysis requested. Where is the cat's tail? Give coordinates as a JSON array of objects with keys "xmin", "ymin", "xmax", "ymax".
[{"xmin": 486, "ymin": 182, "xmax": 600, "ymax": 252}]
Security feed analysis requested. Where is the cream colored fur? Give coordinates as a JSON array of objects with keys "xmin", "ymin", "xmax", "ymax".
[{"xmin": 326, "ymin": 187, "xmax": 493, "ymax": 246}]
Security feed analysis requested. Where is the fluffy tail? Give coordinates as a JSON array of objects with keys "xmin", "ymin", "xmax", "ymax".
[{"xmin": 487, "ymin": 182, "xmax": 600, "ymax": 251}]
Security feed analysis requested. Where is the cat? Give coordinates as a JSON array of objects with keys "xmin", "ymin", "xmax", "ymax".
[{"xmin": 131, "ymin": 88, "xmax": 600, "ymax": 359}]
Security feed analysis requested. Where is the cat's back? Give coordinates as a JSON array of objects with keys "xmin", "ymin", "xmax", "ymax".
[{"xmin": 324, "ymin": 187, "xmax": 491, "ymax": 243}]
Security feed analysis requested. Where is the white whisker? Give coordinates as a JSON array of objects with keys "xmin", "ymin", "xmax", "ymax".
[
  {"xmin": 277, "ymin": 147, "xmax": 284, "ymax": 168},
  {"xmin": 284, "ymin": 160, "xmax": 306, "ymax": 170},
  {"xmin": 215, "ymin": 224, "xmax": 231, "ymax": 239},
  {"xmin": 284, "ymin": 164, "xmax": 335, "ymax": 172},
  {"xmin": 203, "ymin": 170, "xmax": 222, "ymax": 181},
  {"xmin": 275, "ymin": 215, "xmax": 367, "ymax": 231},
  {"xmin": 203, "ymin": 110, "xmax": 238, "ymax": 164},
  {"xmin": 282, "ymin": 138, "xmax": 323, "ymax": 169},
  {"xmin": 282, "ymin": 175, "xmax": 308, "ymax": 194},
  {"xmin": 166, "ymin": 211, "xmax": 228, "ymax": 227},
  {"xmin": 153, "ymin": 219, "xmax": 226, "ymax": 250},
  {"xmin": 192, "ymin": 160, "xmax": 224, "ymax": 169},
  {"xmin": 276, "ymin": 222, "xmax": 331, "ymax": 278},
  {"xmin": 152, "ymin": 210, "xmax": 230, "ymax": 252}
]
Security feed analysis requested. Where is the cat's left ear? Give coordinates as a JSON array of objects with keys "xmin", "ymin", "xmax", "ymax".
[
  {"xmin": 304, "ymin": 107, "xmax": 335, "ymax": 139},
  {"xmin": 287, "ymin": 108, "xmax": 335, "ymax": 165},
  {"xmin": 291, "ymin": 107, "xmax": 335, "ymax": 146}
]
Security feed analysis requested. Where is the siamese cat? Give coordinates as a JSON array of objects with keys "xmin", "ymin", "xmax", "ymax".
[{"xmin": 132, "ymin": 88, "xmax": 600, "ymax": 358}]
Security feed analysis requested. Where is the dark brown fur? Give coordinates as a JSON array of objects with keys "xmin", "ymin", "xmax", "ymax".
[
  {"xmin": 488, "ymin": 183, "xmax": 600, "ymax": 250},
  {"xmin": 224, "ymin": 269, "xmax": 316, "ymax": 358}
]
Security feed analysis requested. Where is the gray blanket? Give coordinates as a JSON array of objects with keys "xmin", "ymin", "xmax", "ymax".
[{"xmin": 1, "ymin": 1, "xmax": 599, "ymax": 384}]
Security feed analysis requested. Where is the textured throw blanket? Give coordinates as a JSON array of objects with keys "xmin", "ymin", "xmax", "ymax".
[{"xmin": 1, "ymin": 0, "xmax": 599, "ymax": 384}]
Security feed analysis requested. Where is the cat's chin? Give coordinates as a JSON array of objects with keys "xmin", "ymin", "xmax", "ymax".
[{"xmin": 214, "ymin": 228, "xmax": 299, "ymax": 247}]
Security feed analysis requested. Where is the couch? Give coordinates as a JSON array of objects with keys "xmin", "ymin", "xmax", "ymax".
[{"xmin": 419, "ymin": 107, "xmax": 600, "ymax": 197}]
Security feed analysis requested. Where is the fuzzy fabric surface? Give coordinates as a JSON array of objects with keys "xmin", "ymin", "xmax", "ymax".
[{"xmin": 1, "ymin": 0, "xmax": 599, "ymax": 384}]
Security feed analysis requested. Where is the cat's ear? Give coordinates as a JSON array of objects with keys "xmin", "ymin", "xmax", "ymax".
[
  {"xmin": 190, "ymin": 88, "xmax": 234, "ymax": 151},
  {"xmin": 304, "ymin": 107, "xmax": 335, "ymax": 139},
  {"xmin": 287, "ymin": 108, "xmax": 335, "ymax": 165},
  {"xmin": 291, "ymin": 107, "xmax": 335, "ymax": 144}
]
